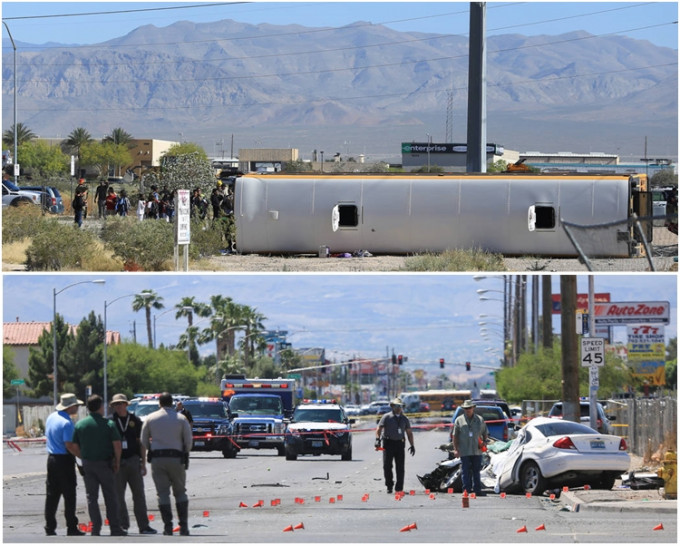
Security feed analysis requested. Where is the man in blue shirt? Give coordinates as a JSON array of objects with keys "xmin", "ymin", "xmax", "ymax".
[{"xmin": 44, "ymin": 393, "xmax": 85, "ymax": 536}]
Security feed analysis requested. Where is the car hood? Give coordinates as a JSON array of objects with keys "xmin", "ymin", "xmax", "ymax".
[{"xmin": 288, "ymin": 422, "xmax": 349, "ymax": 431}]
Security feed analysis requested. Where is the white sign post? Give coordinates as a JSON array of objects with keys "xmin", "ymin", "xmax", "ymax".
[
  {"xmin": 581, "ymin": 337, "xmax": 604, "ymax": 432},
  {"xmin": 174, "ymin": 189, "xmax": 191, "ymax": 271}
]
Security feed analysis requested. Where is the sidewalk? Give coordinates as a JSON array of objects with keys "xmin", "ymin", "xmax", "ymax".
[{"xmin": 561, "ymin": 485, "xmax": 677, "ymax": 513}]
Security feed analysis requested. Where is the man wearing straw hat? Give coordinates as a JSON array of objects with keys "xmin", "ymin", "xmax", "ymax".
[
  {"xmin": 44, "ymin": 393, "xmax": 86, "ymax": 536},
  {"xmin": 452, "ymin": 399, "xmax": 489, "ymax": 496},
  {"xmin": 376, "ymin": 397, "xmax": 415, "ymax": 494}
]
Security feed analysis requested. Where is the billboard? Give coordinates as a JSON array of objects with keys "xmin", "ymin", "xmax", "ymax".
[
  {"xmin": 594, "ymin": 302, "xmax": 670, "ymax": 325},
  {"xmin": 552, "ymin": 293, "xmax": 611, "ymax": 314},
  {"xmin": 627, "ymin": 324, "xmax": 666, "ymax": 386}
]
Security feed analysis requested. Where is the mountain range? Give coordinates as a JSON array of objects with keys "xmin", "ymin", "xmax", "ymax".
[{"xmin": 2, "ymin": 19, "xmax": 677, "ymax": 162}]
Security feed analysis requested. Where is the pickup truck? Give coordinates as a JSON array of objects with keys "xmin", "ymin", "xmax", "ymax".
[
  {"xmin": 228, "ymin": 393, "xmax": 288, "ymax": 456},
  {"xmin": 2, "ymin": 179, "xmax": 45, "ymax": 208}
]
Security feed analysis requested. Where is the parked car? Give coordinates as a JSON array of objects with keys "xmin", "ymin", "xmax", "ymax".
[
  {"xmin": 548, "ymin": 401, "xmax": 615, "ymax": 434},
  {"xmin": 21, "ymin": 185, "xmax": 64, "ymax": 214},
  {"xmin": 2, "ymin": 179, "xmax": 44, "ymax": 208},
  {"xmin": 493, "ymin": 416, "xmax": 630, "ymax": 494},
  {"xmin": 450, "ymin": 405, "xmax": 510, "ymax": 442},
  {"xmin": 471, "ymin": 399, "xmax": 514, "ymax": 425},
  {"xmin": 182, "ymin": 397, "xmax": 239, "ymax": 459},
  {"xmin": 284, "ymin": 400, "xmax": 353, "ymax": 461},
  {"xmin": 419, "ymin": 401, "xmax": 431, "ymax": 412},
  {"xmin": 365, "ymin": 400, "xmax": 391, "ymax": 415},
  {"xmin": 343, "ymin": 404, "xmax": 362, "ymax": 416}
]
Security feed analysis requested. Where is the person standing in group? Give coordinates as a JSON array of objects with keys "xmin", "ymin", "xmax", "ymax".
[
  {"xmin": 452, "ymin": 400, "xmax": 489, "ymax": 496},
  {"xmin": 136, "ymin": 193, "xmax": 147, "ymax": 221},
  {"xmin": 175, "ymin": 400, "xmax": 193, "ymax": 424},
  {"xmin": 72, "ymin": 189, "xmax": 85, "ymax": 228},
  {"xmin": 44, "ymin": 393, "xmax": 86, "ymax": 536},
  {"xmin": 94, "ymin": 179, "xmax": 109, "ymax": 218},
  {"xmin": 71, "ymin": 394, "xmax": 126, "ymax": 536},
  {"xmin": 75, "ymin": 178, "xmax": 89, "ymax": 219},
  {"xmin": 105, "ymin": 187, "xmax": 118, "ymax": 216},
  {"xmin": 141, "ymin": 393, "xmax": 193, "ymax": 536},
  {"xmin": 375, "ymin": 397, "xmax": 415, "ymax": 494},
  {"xmin": 109, "ymin": 394, "xmax": 157, "ymax": 535}
]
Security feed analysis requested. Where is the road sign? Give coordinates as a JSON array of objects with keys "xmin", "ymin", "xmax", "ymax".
[
  {"xmin": 10, "ymin": 379, "xmax": 25, "ymax": 385},
  {"xmin": 581, "ymin": 337, "xmax": 605, "ymax": 367},
  {"xmin": 589, "ymin": 366, "xmax": 600, "ymax": 387}
]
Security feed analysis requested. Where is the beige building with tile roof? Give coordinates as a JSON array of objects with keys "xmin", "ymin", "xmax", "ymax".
[{"xmin": 3, "ymin": 322, "xmax": 120, "ymax": 380}]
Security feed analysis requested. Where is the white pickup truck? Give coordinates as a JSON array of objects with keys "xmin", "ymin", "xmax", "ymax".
[{"xmin": 2, "ymin": 179, "xmax": 45, "ymax": 208}]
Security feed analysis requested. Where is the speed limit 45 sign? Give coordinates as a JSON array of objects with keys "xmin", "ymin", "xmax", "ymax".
[{"xmin": 581, "ymin": 337, "xmax": 605, "ymax": 367}]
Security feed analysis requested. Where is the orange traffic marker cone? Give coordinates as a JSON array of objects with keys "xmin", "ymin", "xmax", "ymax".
[
  {"xmin": 462, "ymin": 490, "xmax": 469, "ymax": 498},
  {"xmin": 424, "ymin": 489, "xmax": 430, "ymax": 494},
  {"xmin": 203, "ymin": 510, "xmax": 210, "ymax": 517},
  {"xmin": 399, "ymin": 524, "xmax": 413, "ymax": 533},
  {"xmin": 282, "ymin": 525, "xmax": 294, "ymax": 533},
  {"xmin": 294, "ymin": 522, "xmax": 305, "ymax": 530},
  {"xmin": 105, "ymin": 519, "xmax": 109, "ymax": 526},
  {"xmin": 549, "ymin": 493, "xmax": 556, "ymax": 500},
  {"xmin": 535, "ymin": 523, "xmax": 546, "ymax": 531},
  {"xmin": 239, "ymin": 501, "xmax": 248, "ymax": 508},
  {"xmin": 653, "ymin": 523, "xmax": 664, "ymax": 531},
  {"xmin": 329, "ymin": 497, "xmax": 336, "ymax": 504},
  {"xmin": 562, "ymin": 486, "xmax": 569, "ymax": 492},
  {"xmin": 500, "ymin": 492, "xmax": 506, "ymax": 499},
  {"xmin": 447, "ymin": 488, "xmax": 454, "ymax": 494},
  {"xmin": 314, "ymin": 496, "xmax": 321, "ymax": 502},
  {"xmin": 516, "ymin": 525, "xmax": 528, "ymax": 533},
  {"xmin": 409, "ymin": 490, "xmax": 416, "ymax": 496},
  {"xmin": 253, "ymin": 500, "xmax": 264, "ymax": 508},
  {"xmin": 337, "ymin": 494, "xmax": 343, "ymax": 501},
  {"xmin": 525, "ymin": 492, "xmax": 532, "ymax": 498},
  {"xmin": 409, "ymin": 523, "xmax": 418, "ymax": 531},
  {"xmin": 470, "ymin": 493, "xmax": 476, "ymax": 499},
  {"xmin": 173, "ymin": 526, "xmax": 180, "ymax": 533},
  {"xmin": 148, "ymin": 514, "xmax": 155, "ymax": 521},
  {"xmin": 429, "ymin": 493, "xmax": 436, "ymax": 500},
  {"xmin": 583, "ymin": 484, "xmax": 591, "ymax": 490}
]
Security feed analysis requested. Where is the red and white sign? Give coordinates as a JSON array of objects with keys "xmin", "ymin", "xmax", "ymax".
[
  {"xmin": 552, "ymin": 293, "xmax": 610, "ymax": 314},
  {"xmin": 593, "ymin": 301, "xmax": 670, "ymax": 325}
]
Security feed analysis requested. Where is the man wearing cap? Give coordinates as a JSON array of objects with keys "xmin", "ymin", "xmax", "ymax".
[
  {"xmin": 376, "ymin": 397, "xmax": 415, "ymax": 494},
  {"xmin": 71, "ymin": 394, "xmax": 126, "ymax": 536},
  {"xmin": 141, "ymin": 392, "xmax": 193, "ymax": 536},
  {"xmin": 44, "ymin": 393, "xmax": 86, "ymax": 536},
  {"xmin": 452, "ymin": 400, "xmax": 489, "ymax": 496},
  {"xmin": 110, "ymin": 394, "xmax": 157, "ymax": 535}
]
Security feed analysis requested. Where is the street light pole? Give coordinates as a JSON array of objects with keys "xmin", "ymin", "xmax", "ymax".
[
  {"xmin": 2, "ymin": 22, "xmax": 17, "ymax": 183},
  {"xmin": 53, "ymin": 280, "xmax": 106, "ymax": 406}
]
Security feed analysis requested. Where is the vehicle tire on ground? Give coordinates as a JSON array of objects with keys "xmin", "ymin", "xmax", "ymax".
[
  {"xmin": 222, "ymin": 448, "xmax": 238, "ymax": 459},
  {"xmin": 520, "ymin": 461, "xmax": 547, "ymax": 495},
  {"xmin": 285, "ymin": 448, "xmax": 297, "ymax": 461},
  {"xmin": 277, "ymin": 446, "xmax": 286, "ymax": 457},
  {"xmin": 341, "ymin": 446, "xmax": 352, "ymax": 461},
  {"xmin": 10, "ymin": 197, "xmax": 32, "ymax": 207},
  {"xmin": 595, "ymin": 472, "xmax": 618, "ymax": 490}
]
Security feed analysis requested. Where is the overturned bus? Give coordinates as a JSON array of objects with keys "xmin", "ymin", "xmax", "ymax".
[{"xmin": 233, "ymin": 173, "xmax": 652, "ymax": 257}]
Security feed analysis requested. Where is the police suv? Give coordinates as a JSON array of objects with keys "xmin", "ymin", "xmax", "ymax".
[
  {"xmin": 183, "ymin": 398, "xmax": 239, "ymax": 459},
  {"xmin": 284, "ymin": 400, "xmax": 354, "ymax": 461}
]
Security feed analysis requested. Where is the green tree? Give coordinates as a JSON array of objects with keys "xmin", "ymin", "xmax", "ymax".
[
  {"xmin": 17, "ymin": 140, "xmax": 70, "ymax": 177},
  {"xmin": 132, "ymin": 290, "xmax": 165, "ymax": 348},
  {"xmin": 62, "ymin": 311, "xmax": 105, "ymax": 398},
  {"xmin": 175, "ymin": 297, "xmax": 211, "ymax": 365},
  {"xmin": 62, "ymin": 127, "xmax": 93, "ymax": 174},
  {"xmin": 665, "ymin": 338, "xmax": 677, "ymax": 389},
  {"xmin": 104, "ymin": 127, "xmax": 133, "ymax": 146},
  {"xmin": 3, "ymin": 347, "xmax": 22, "ymax": 399},
  {"xmin": 107, "ymin": 343, "xmax": 201, "ymax": 397},
  {"xmin": 239, "ymin": 305, "xmax": 267, "ymax": 369},
  {"xmin": 142, "ymin": 143, "xmax": 214, "ymax": 195},
  {"xmin": 3, "ymin": 122, "xmax": 36, "ymax": 148},
  {"xmin": 80, "ymin": 141, "xmax": 132, "ymax": 178},
  {"xmin": 199, "ymin": 295, "xmax": 242, "ymax": 361},
  {"xmin": 27, "ymin": 316, "xmax": 74, "ymax": 398},
  {"xmin": 650, "ymin": 169, "xmax": 678, "ymax": 188}
]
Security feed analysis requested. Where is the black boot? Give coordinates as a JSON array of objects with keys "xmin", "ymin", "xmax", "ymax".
[
  {"xmin": 158, "ymin": 504, "xmax": 173, "ymax": 536},
  {"xmin": 176, "ymin": 501, "xmax": 189, "ymax": 536}
]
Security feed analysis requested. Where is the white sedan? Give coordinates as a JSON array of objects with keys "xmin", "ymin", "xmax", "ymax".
[{"xmin": 491, "ymin": 416, "xmax": 630, "ymax": 495}]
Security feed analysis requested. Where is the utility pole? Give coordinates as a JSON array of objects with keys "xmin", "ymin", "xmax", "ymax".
[
  {"xmin": 560, "ymin": 275, "xmax": 580, "ymax": 423},
  {"xmin": 466, "ymin": 2, "xmax": 487, "ymax": 173},
  {"xmin": 541, "ymin": 276, "xmax": 553, "ymax": 349}
]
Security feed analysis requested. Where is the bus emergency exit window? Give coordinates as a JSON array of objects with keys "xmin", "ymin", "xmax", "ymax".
[
  {"xmin": 338, "ymin": 204, "xmax": 359, "ymax": 227},
  {"xmin": 534, "ymin": 206, "xmax": 556, "ymax": 230}
]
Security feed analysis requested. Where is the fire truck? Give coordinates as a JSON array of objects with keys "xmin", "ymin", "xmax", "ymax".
[{"xmin": 221, "ymin": 375, "xmax": 295, "ymax": 456}]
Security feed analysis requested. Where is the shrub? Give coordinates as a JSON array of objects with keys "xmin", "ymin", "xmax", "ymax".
[
  {"xmin": 2, "ymin": 205, "xmax": 46, "ymax": 244},
  {"xmin": 403, "ymin": 248, "xmax": 506, "ymax": 271},
  {"xmin": 100, "ymin": 216, "xmax": 174, "ymax": 271},
  {"xmin": 189, "ymin": 217, "xmax": 234, "ymax": 259},
  {"xmin": 25, "ymin": 220, "xmax": 100, "ymax": 270}
]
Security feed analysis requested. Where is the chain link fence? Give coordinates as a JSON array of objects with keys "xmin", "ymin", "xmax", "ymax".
[{"xmin": 561, "ymin": 214, "xmax": 677, "ymax": 272}]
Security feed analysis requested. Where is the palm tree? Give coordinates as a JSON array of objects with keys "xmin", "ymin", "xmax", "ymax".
[
  {"xmin": 175, "ymin": 297, "xmax": 210, "ymax": 365},
  {"xmin": 132, "ymin": 290, "xmax": 164, "ymax": 348},
  {"xmin": 104, "ymin": 127, "xmax": 133, "ymax": 146},
  {"xmin": 239, "ymin": 305, "xmax": 267, "ymax": 368},
  {"xmin": 2, "ymin": 122, "xmax": 36, "ymax": 148},
  {"xmin": 63, "ymin": 127, "xmax": 93, "ymax": 176},
  {"xmin": 199, "ymin": 295, "xmax": 245, "ymax": 362}
]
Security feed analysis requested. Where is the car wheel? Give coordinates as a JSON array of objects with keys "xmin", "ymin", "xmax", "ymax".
[
  {"xmin": 341, "ymin": 445, "xmax": 352, "ymax": 461},
  {"xmin": 285, "ymin": 448, "xmax": 297, "ymax": 461},
  {"xmin": 222, "ymin": 448, "xmax": 238, "ymax": 459},
  {"xmin": 11, "ymin": 197, "xmax": 31, "ymax": 207},
  {"xmin": 595, "ymin": 473, "xmax": 617, "ymax": 490},
  {"xmin": 520, "ymin": 461, "xmax": 547, "ymax": 495}
]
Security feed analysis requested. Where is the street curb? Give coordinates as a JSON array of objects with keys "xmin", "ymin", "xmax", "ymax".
[{"xmin": 562, "ymin": 490, "xmax": 678, "ymax": 514}]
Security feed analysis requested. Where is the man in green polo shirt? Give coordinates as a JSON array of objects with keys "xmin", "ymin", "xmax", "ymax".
[{"xmin": 71, "ymin": 394, "xmax": 126, "ymax": 536}]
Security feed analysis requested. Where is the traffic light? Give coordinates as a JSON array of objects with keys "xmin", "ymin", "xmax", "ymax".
[
  {"xmin": 439, "ymin": 358, "xmax": 445, "ymax": 369},
  {"xmin": 465, "ymin": 361, "xmax": 471, "ymax": 371},
  {"xmin": 397, "ymin": 354, "xmax": 403, "ymax": 365}
]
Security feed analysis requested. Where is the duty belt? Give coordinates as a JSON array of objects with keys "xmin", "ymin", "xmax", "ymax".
[{"xmin": 150, "ymin": 449, "xmax": 184, "ymax": 458}]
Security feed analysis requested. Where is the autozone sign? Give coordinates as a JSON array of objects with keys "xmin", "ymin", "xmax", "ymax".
[{"xmin": 594, "ymin": 302, "xmax": 670, "ymax": 324}]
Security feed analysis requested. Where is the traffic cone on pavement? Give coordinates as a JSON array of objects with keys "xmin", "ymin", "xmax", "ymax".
[
  {"xmin": 239, "ymin": 501, "xmax": 248, "ymax": 508},
  {"xmin": 516, "ymin": 525, "xmax": 528, "ymax": 533},
  {"xmin": 294, "ymin": 522, "xmax": 305, "ymax": 530},
  {"xmin": 653, "ymin": 523, "xmax": 664, "ymax": 531},
  {"xmin": 282, "ymin": 525, "xmax": 294, "ymax": 533},
  {"xmin": 535, "ymin": 524, "xmax": 546, "ymax": 531}
]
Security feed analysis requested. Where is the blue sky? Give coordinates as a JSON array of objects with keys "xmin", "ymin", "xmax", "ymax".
[
  {"xmin": 3, "ymin": 273, "xmax": 677, "ymax": 381},
  {"xmin": 1, "ymin": 2, "xmax": 677, "ymax": 49}
]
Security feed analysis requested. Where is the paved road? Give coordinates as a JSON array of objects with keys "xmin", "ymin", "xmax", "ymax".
[{"xmin": 4, "ymin": 422, "xmax": 676, "ymax": 543}]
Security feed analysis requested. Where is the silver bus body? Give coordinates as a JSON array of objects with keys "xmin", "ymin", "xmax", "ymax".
[{"xmin": 234, "ymin": 174, "xmax": 649, "ymax": 257}]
